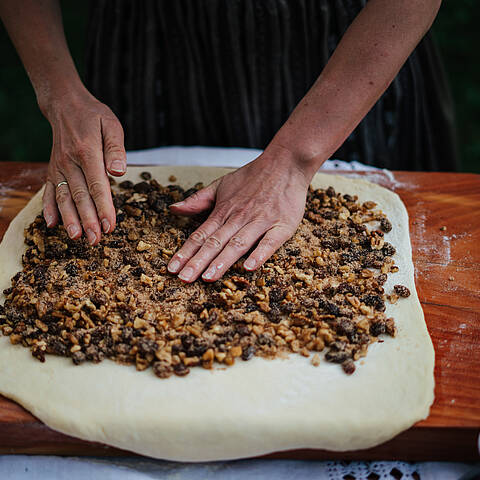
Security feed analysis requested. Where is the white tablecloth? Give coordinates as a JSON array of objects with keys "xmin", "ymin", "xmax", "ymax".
[{"xmin": 1, "ymin": 147, "xmax": 478, "ymax": 479}]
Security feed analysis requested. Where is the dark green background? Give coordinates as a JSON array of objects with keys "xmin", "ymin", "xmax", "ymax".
[{"xmin": 1, "ymin": 1, "xmax": 478, "ymax": 172}]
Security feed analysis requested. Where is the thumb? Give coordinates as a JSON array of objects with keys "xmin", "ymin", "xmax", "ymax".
[
  {"xmin": 170, "ymin": 180, "xmax": 219, "ymax": 215},
  {"xmin": 102, "ymin": 116, "xmax": 127, "ymax": 176}
]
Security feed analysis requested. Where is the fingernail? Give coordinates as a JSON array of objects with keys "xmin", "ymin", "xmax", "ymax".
[
  {"xmin": 168, "ymin": 259, "xmax": 181, "ymax": 273},
  {"xmin": 86, "ymin": 228, "xmax": 97, "ymax": 245},
  {"xmin": 111, "ymin": 160, "xmax": 125, "ymax": 174},
  {"xmin": 178, "ymin": 266, "xmax": 194, "ymax": 281},
  {"xmin": 66, "ymin": 224, "xmax": 79, "ymax": 238},
  {"xmin": 244, "ymin": 258, "xmax": 256, "ymax": 270},
  {"xmin": 202, "ymin": 265, "xmax": 216, "ymax": 280},
  {"xmin": 171, "ymin": 201, "xmax": 185, "ymax": 207},
  {"xmin": 101, "ymin": 218, "xmax": 110, "ymax": 233}
]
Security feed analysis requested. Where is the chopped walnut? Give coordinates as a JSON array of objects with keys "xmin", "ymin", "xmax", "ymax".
[{"xmin": 0, "ymin": 179, "xmax": 401, "ymax": 378}]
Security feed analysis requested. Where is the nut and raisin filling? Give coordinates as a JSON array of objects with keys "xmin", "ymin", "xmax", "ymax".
[{"xmin": 0, "ymin": 175, "xmax": 410, "ymax": 377}]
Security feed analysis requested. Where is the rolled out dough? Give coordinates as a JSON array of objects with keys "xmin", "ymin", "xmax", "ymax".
[{"xmin": 0, "ymin": 166, "xmax": 434, "ymax": 461}]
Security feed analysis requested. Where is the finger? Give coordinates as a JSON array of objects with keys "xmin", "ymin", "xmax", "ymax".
[
  {"xmin": 243, "ymin": 224, "xmax": 296, "ymax": 271},
  {"xmin": 176, "ymin": 217, "xmax": 251, "ymax": 283},
  {"xmin": 201, "ymin": 221, "xmax": 270, "ymax": 282},
  {"xmin": 77, "ymin": 144, "xmax": 117, "ymax": 234},
  {"xmin": 169, "ymin": 180, "xmax": 218, "ymax": 216},
  {"xmin": 167, "ymin": 214, "xmax": 224, "ymax": 275},
  {"xmin": 53, "ymin": 174, "xmax": 82, "ymax": 240},
  {"xmin": 101, "ymin": 116, "xmax": 127, "ymax": 177},
  {"xmin": 42, "ymin": 180, "xmax": 60, "ymax": 227},
  {"xmin": 62, "ymin": 163, "xmax": 101, "ymax": 245}
]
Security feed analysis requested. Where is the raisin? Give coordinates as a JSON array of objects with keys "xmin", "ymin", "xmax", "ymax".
[
  {"xmin": 87, "ymin": 261, "xmax": 99, "ymax": 272},
  {"xmin": 33, "ymin": 265, "xmax": 48, "ymax": 283},
  {"xmin": 189, "ymin": 302, "xmax": 204, "ymax": 314},
  {"xmin": 342, "ymin": 359, "xmax": 356, "ymax": 375},
  {"xmin": 241, "ymin": 345, "xmax": 256, "ymax": 361},
  {"xmin": 382, "ymin": 242, "xmax": 396, "ymax": 257},
  {"xmin": 235, "ymin": 324, "xmax": 250, "ymax": 336},
  {"xmin": 394, "ymin": 285, "xmax": 410, "ymax": 298},
  {"xmin": 119, "ymin": 180, "xmax": 134, "ymax": 189},
  {"xmin": 337, "ymin": 319, "xmax": 355, "ymax": 337},
  {"xmin": 173, "ymin": 362, "xmax": 190, "ymax": 376},
  {"xmin": 362, "ymin": 294, "xmax": 385, "ymax": 312},
  {"xmin": 270, "ymin": 287, "xmax": 287, "ymax": 303},
  {"xmin": 65, "ymin": 262, "xmax": 78, "ymax": 276},
  {"xmin": 113, "ymin": 194, "xmax": 126, "ymax": 209},
  {"xmin": 370, "ymin": 321, "xmax": 386, "ymax": 337},
  {"xmin": 281, "ymin": 302, "xmax": 295, "ymax": 314},
  {"xmin": 123, "ymin": 252, "xmax": 139, "ymax": 266},
  {"xmin": 336, "ymin": 282, "xmax": 355, "ymax": 295},
  {"xmin": 380, "ymin": 217, "xmax": 393, "ymax": 233},
  {"xmin": 321, "ymin": 238, "xmax": 340, "ymax": 250},
  {"xmin": 32, "ymin": 347, "xmax": 46, "ymax": 363},
  {"xmin": 108, "ymin": 239, "xmax": 123, "ymax": 248},
  {"xmin": 91, "ymin": 292, "xmax": 108, "ymax": 308},
  {"xmin": 48, "ymin": 338, "xmax": 67, "ymax": 355},
  {"xmin": 153, "ymin": 361, "xmax": 174, "ymax": 379},
  {"xmin": 318, "ymin": 299, "xmax": 340, "ymax": 316},
  {"xmin": 131, "ymin": 266, "xmax": 145, "ymax": 278},
  {"xmin": 140, "ymin": 171, "xmax": 152, "ymax": 180},
  {"xmin": 325, "ymin": 350, "xmax": 350, "ymax": 363},
  {"xmin": 137, "ymin": 338, "xmax": 157, "ymax": 355},
  {"xmin": 133, "ymin": 181, "xmax": 152, "ymax": 194},
  {"xmin": 72, "ymin": 351, "xmax": 86, "ymax": 365},
  {"xmin": 376, "ymin": 274, "xmax": 387, "ymax": 285},
  {"xmin": 257, "ymin": 333, "xmax": 274, "ymax": 346},
  {"xmin": 341, "ymin": 251, "xmax": 360, "ymax": 264},
  {"xmin": 326, "ymin": 186, "xmax": 336, "ymax": 197}
]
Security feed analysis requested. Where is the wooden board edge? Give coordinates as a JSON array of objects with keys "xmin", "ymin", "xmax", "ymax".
[{"xmin": 0, "ymin": 425, "xmax": 478, "ymax": 462}]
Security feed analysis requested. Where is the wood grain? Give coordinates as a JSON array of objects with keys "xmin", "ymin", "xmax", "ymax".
[{"xmin": 0, "ymin": 163, "xmax": 479, "ymax": 460}]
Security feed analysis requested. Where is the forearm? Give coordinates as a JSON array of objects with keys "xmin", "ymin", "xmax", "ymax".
[
  {"xmin": 271, "ymin": 0, "xmax": 441, "ymax": 176},
  {"xmin": 0, "ymin": 0, "xmax": 85, "ymax": 114}
]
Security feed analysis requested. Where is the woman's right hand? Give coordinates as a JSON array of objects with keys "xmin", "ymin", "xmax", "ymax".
[{"xmin": 41, "ymin": 89, "xmax": 127, "ymax": 245}]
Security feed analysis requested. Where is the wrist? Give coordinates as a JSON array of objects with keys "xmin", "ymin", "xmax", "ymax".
[
  {"xmin": 264, "ymin": 140, "xmax": 325, "ymax": 181},
  {"xmin": 36, "ymin": 74, "xmax": 88, "ymax": 119},
  {"xmin": 259, "ymin": 143, "xmax": 321, "ymax": 186}
]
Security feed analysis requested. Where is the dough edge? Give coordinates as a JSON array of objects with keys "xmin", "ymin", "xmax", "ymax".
[{"xmin": 0, "ymin": 166, "xmax": 435, "ymax": 461}]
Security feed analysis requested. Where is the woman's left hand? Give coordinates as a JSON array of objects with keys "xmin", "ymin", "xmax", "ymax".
[{"xmin": 167, "ymin": 146, "xmax": 314, "ymax": 282}]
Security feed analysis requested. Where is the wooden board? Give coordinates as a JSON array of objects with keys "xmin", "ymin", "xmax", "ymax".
[{"xmin": 0, "ymin": 162, "xmax": 479, "ymax": 461}]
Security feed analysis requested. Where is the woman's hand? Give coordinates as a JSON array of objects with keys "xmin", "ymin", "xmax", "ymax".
[
  {"xmin": 42, "ymin": 90, "xmax": 127, "ymax": 245},
  {"xmin": 167, "ymin": 147, "xmax": 314, "ymax": 282}
]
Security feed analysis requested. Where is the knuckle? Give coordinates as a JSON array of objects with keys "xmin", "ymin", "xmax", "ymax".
[
  {"xmin": 55, "ymin": 188, "xmax": 70, "ymax": 205},
  {"xmin": 88, "ymin": 179, "xmax": 107, "ymax": 201},
  {"xmin": 204, "ymin": 236, "xmax": 222, "ymax": 250},
  {"xmin": 189, "ymin": 230, "xmax": 208, "ymax": 245},
  {"xmin": 57, "ymin": 155, "xmax": 71, "ymax": 170},
  {"xmin": 261, "ymin": 235, "xmax": 276, "ymax": 249},
  {"xmin": 212, "ymin": 200, "xmax": 232, "ymax": 219},
  {"xmin": 228, "ymin": 235, "xmax": 246, "ymax": 250},
  {"xmin": 74, "ymin": 143, "xmax": 93, "ymax": 163},
  {"xmin": 71, "ymin": 188, "xmax": 90, "ymax": 205}
]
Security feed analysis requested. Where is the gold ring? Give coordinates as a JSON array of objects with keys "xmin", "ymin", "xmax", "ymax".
[{"xmin": 56, "ymin": 181, "xmax": 68, "ymax": 189}]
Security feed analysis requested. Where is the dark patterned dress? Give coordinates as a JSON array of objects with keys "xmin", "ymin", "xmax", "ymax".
[{"xmin": 85, "ymin": 0, "xmax": 458, "ymax": 171}]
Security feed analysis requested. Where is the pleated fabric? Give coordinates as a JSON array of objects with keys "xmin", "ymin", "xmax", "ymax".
[{"xmin": 85, "ymin": 0, "xmax": 458, "ymax": 171}]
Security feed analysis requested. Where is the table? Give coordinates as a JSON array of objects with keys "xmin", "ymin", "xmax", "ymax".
[{"xmin": 0, "ymin": 162, "xmax": 479, "ymax": 461}]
